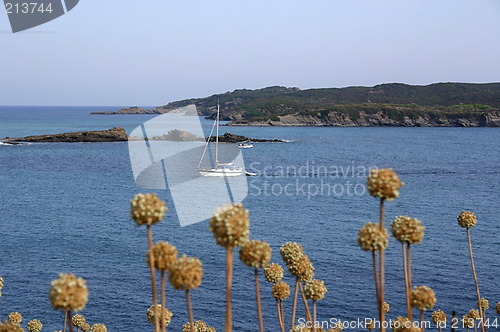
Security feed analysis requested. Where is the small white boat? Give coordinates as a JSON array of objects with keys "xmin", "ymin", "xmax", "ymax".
[
  {"xmin": 239, "ymin": 143, "xmax": 253, "ymax": 149},
  {"xmin": 198, "ymin": 104, "xmax": 244, "ymax": 177}
]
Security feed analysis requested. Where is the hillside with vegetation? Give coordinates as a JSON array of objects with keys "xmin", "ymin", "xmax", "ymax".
[{"xmin": 93, "ymin": 83, "xmax": 500, "ymax": 126}]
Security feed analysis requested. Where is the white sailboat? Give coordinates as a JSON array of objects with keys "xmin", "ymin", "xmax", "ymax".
[{"xmin": 198, "ymin": 104, "xmax": 244, "ymax": 177}]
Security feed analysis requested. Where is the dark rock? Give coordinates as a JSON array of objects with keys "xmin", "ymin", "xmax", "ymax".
[{"xmin": 7, "ymin": 127, "xmax": 128, "ymax": 143}]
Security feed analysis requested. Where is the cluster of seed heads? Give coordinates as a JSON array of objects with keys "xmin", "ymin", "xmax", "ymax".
[
  {"xmin": 411, "ymin": 285, "xmax": 436, "ymax": 311},
  {"xmin": 90, "ymin": 323, "xmax": 107, "ymax": 332},
  {"xmin": 48, "ymin": 273, "xmax": 89, "ymax": 312},
  {"xmin": 478, "ymin": 298, "xmax": 489, "ymax": 310},
  {"xmin": 264, "ymin": 263, "xmax": 284, "ymax": 283},
  {"xmin": 303, "ymin": 279, "xmax": 328, "ymax": 301},
  {"xmin": 391, "ymin": 316, "xmax": 422, "ymax": 332},
  {"xmin": 72, "ymin": 314, "xmax": 86, "ymax": 327},
  {"xmin": 147, "ymin": 241, "xmax": 178, "ymax": 271},
  {"xmin": 431, "ymin": 310, "xmax": 447, "ymax": 324},
  {"xmin": 468, "ymin": 309, "xmax": 480, "ymax": 319},
  {"xmin": 146, "ymin": 304, "xmax": 172, "ymax": 326},
  {"xmin": 461, "ymin": 314, "xmax": 475, "ymax": 328},
  {"xmin": 239, "ymin": 240, "xmax": 272, "ymax": 269},
  {"xmin": 0, "ymin": 321, "xmax": 24, "ymax": 332},
  {"xmin": 26, "ymin": 319, "xmax": 42, "ymax": 332},
  {"xmin": 383, "ymin": 301, "xmax": 390, "ymax": 313},
  {"xmin": 271, "ymin": 281, "xmax": 290, "ymax": 300},
  {"xmin": 168, "ymin": 255, "xmax": 203, "ymax": 290},
  {"xmin": 367, "ymin": 168, "xmax": 403, "ymax": 201},
  {"xmin": 209, "ymin": 203, "xmax": 249, "ymax": 249},
  {"xmin": 7, "ymin": 313, "xmax": 21, "ymax": 325},
  {"xmin": 457, "ymin": 211, "xmax": 477, "ymax": 229},
  {"xmin": 182, "ymin": 320, "xmax": 216, "ymax": 332},
  {"xmin": 357, "ymin": 222, "xmax": 389, "ymax": 252},
  {"xmin": 391, "ymin": 216, "xmax": 425, "ymax": 244},
  {"xmin": 130, "ymin": 193, "xmax": 167, "ymax": 226}
]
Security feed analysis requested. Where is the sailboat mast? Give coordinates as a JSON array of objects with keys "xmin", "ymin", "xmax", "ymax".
[{"xmin": 215, "ymin": 103, "xmax": 220, "ymax": 165}]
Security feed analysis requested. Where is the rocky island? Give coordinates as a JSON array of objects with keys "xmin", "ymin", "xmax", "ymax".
[
  {"xmin": 90, "ymin": 83, "xmax": 500, "ymax": 127},
  {"xmin": 3, "ymin": 128, "xmax": 283, "ymax": 143}
]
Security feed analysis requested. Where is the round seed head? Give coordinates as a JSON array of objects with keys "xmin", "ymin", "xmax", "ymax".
[
  {"xmin": 383, "ymin": 301, "xmax": 390, "ymax": 313},
  {"xmin": 431, "ymin": 310, "xmax": 447, "ymax": 324},
  {"xmin": 72, "ymin": 314, "xmax": 86, "ymax": 328},
  {"xmin": 367, "ymin": 168, "xmax": 403, "ymax": 201},
  {"xmin": 457, "ymin": 211, "xmax": 477, "ymax": 228},
  {"xmin": 146, "ymin": 304, "xmax": 172, "ymax": 326},
  {"xmin": 468, "ymin": 309, "xmax": 480, "ymax": 320},
  {"xmin": 130, "ymin": 193, "xmax": 167, "ymax": 226},
  {"xmin": 358, "ymin": 222, "xmax": 389, "ymax": 252},
  {"xmin": 391, "ymin": 216, "xmax": 425, "ymax": 244},
  {"xmin": 411, "ymin": 286, "xmax": 436, "ymax": 311},
  {"xmin": 81, "ymin": 323, "xmax": 91, "ymax": 331},
  {"xmin": 462, "ymin": 314, "xmax": 474, "ymax": 328},
  {"xmin": 478, "ymin": 298, "xmax": 489, "ymax": 310},
  {"xmin": 147, "ymin": 241, "xmax": 178, "ymax": 271},
  {"xmin": 206, "ymin": 327, "xmax": 217, "ymax": 332},
  {"xmin": 496, "ymin": 302, "xmax": 500, "ymax": 314},
  {"xmin": 303, "ymin": 279, "xmax": 327, "ymax": 301},
  {"xmin": 7, "ymin": 313, "xmax": 21, "ymax": 325},
  {"xmin": 239, "ymin": 240, "xmax": 272, "ymax": 269},
  {"xmin": 280, "ymin": 242, "xmax": 303, "ymax": 265},
  {"xmin": 49, "ymin": 273, "xmax": 88, "ymax": 312},
  {"xmin": 182, "ymin": 321, "xmax": 208, "ymax": 332},
  {"xmin": 168, "ymin": 255, "xmax": 203, "ymax": 290},
  {"xmin": 0, "ymin": 321, "xmax": 24, "ymax": 332},
  {"xmin": 272, "ymin": 281, "xmax": 290, "ymax": 300},
  {"xmin": 391, "ymin": 316, "xmax": 422, "ymax": 332},
  {"xmin": 367, "ymin": 320, "xmax": 376, "ymax": 330},
  {"xmin": 286, "ymin": 253, "xmax": 314, "ymax": 282},
  {"xmin": 90, "ymin": 323, "xmax": 107, "ymax": 332},
  {"xmin": 27, "ymin": 319, "xmax": 43, "ymax": 332},
  {"xmin": 264, "ymin": 263, "xmax": 284, "ymax": 283},
  {"xmin": 330, "ymin": 320, "xmax": 344, "ymax": 331},
  {"xmin": 209, "ymin": 204, "xmax": 249, "ymax": 249}
]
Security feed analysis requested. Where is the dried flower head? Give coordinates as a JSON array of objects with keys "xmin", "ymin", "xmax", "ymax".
[
  {"xmin": 280, "ymin": 242, "xmax": 303, "ymax": 265},
  {"xmin": 390, "ymin": 316, "xmax": 422, "ymax": 332},
  {"xmin": 90, "ymin": 323, "xmax": 107, "ymax": 332},
  {"xmin": 304, "ymin": 279, "xmax": 327, "ymax": 302},
  {"xmin": 391, "ymin": 216, "xmax": 425, "ymax": 244},
  {"xmin": 168, "ymin": 255, "xmax": 203, "ymax": 290},
  {"xmin": 209, "ymin": 204, "xmax": 249, "ymax": 249},
  {"xmin": 272, "ymin": 281, "xmax": 290, "ymax": 300},
  {"xmin": 146, "ymin": 304, "xmax": 172, "ymax": 326},
  {"xmin": 330, "ymin": 320, "xmax": 344, "ymax": 331},
  {"xmin": 366, "ymin": 320, "xmax": 376, "ymax": 330},
  {"xmin": 286, "ymin": 253, "xmax": 315, "ymax": 282},
  {"xmin": 367, "ymin": 168, "xmax": 403, "ymax": 201},
  {"xmin": 411, "ymin": 286, "xmax": 436, "ymax": 311},
  {"xmin": 206, "ymin": 327, "xmax": 216, "ymax": 332},
  {"xmin": 239, "ymin": 240, "xmax": 272, "ymax": 269},
  {"xmin": 81, "ymin": 323, "xmax": 91, "ymax": 331},
  {"xmin": 462, "ymin": 314, "xmax": 474, "ymax": 328},
  {"xmin": 182, "ymin": 321, "xmax": 209, "ymax": 332},
  {"xmin": 383, "ymin": 301, "xmax": 390, "ymax": 313},
  {"xmin": 72, "ymin": 314, "xmax": 86, "ymax": 328},
  {"xmin": 431, "ymin": 310, "xmax": 446, "ymax": 324},
  {"xmin": 49, "ymin": 273, "xmax": 88, "ymax": 312},
  {"xmin": 496, "ymin": 302, "xmax": 500, "ymax": 314},
  {"xmin": 457, "ymin": 211, "xmax": 477, "ymax": 229},
  {"xmin": 468, "ymin": 309, "xmax": 480, "ymax": 320},
  {"xmin": 7, "ymin": 313, "xmax": 21, "ymax": 325},
  {"xmin": 27, "ymin": 319, "xmax": 42, "ymax": 332},
  {"xmin": 130, "ymin": 193, "xmax": 167, "ymax": 226},
  {"xmin": 0, "ymin": 276, "xmax": 3, "ymax": 297},
  {"xmin": 478, "ymin": 298, "xmax": 489, "ymax": 310},
  {"xmin": 147, "ymin": 241, "xmax": 178, "ymax": 271},
  {"xmin": 264, "ymin": 263, "xmax": 284, "ymax": 283},
  {"xmin": 358, "ymin": 222, "xmax": 389, "ymax": 252},
  {"xmin": 0, "ymin": 321, "xmax": 24, "ymax": 332}
]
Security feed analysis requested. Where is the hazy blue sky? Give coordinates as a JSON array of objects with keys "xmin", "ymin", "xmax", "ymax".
[{"xmin": 1, "ymin": 0, "xmax": 499, "ymax": 106}]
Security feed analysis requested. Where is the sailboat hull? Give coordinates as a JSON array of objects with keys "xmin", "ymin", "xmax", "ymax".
[{"xmin": 198, "ymin": 168, "xmax": 243, "ymax": 177}]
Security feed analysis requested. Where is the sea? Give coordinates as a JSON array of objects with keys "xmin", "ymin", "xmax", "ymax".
[{"xmin": 0, "ymin": 106, "xmax": 499, "ymax": 331}]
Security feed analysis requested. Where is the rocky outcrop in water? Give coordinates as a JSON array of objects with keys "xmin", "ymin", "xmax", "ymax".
[{"xmin": 5, "ymin": 127, "xmax": 128, "ymax": 143}]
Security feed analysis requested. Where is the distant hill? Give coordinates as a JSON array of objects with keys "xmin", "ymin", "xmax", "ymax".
[{"xmin": 92, "ymin": 83, "xmax": 500, "ymax": 126}]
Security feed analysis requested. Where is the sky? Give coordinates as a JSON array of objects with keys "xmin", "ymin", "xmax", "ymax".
[{"xmin": 0, "ymin": 0, "xmax": 499, "ymax": 106}]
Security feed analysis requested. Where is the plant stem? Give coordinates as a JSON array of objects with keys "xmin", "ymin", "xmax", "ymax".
[
  {"xmin": 290, "ymin": 278, "xmax": 299, "ymax": 329},
  {"xmin": 254, "ymin": 268, "xmax": 265, "ymax": 332},
  {"xmin": 402, "ymin": 242, "xmax": 412, "ymax": 320},
  {"xmin": 379, "ymin": 198, "xmax": 386, "ymax": 332},
  {"xmin": 467, "ymin": 228, "xmax": 485, "ymax": 332},
  {"xmin": 186, "ymin": 289, "xmax": 195, "ymax": 332},
  {"xmin": 280, "ymin": 300, "xmax": 285, "ymax": 331},
  {"xmin": 63, "ymin": 310, "xmax": 67, "ymax": 332},
  {"xmin": 298, "ymin": 281, "xmax": 312, "ymax": 322},
  {"xmin": 312, "ymin": 301, "xmax": 317, "ymax": 332},
  {"xmin": 372, "ymin": 250, "xmax": 380, "ymax": 317},
  {"xmin": 276, "ymin": 299, "xmax": 285, "ymax": 332},
  {"xmin": 420, "ymin": 310, "xmax": 424, "ymax": 332},
  {"xmin": 161, "ymin": 270, "xmax": 166, "ymax": 332},
  {"xmin": 226, "ymin": 248, "xmax": 234, "ymax": 332},
  {"xmin": 147, "ymin": 225, "xmax": 160, "ymax": 332}
]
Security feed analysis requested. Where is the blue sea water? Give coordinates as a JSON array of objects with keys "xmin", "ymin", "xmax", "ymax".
[{"xmin": 0, "ymin": 106, "xmax": 499, "ymax": 331}]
